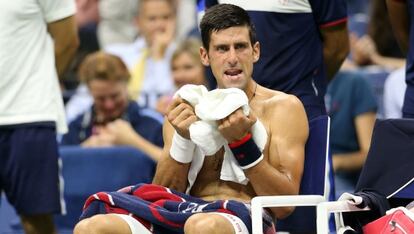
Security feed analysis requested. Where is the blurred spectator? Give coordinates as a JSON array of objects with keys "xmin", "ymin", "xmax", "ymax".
[
  {"xmin": 326, "ymin": 72, "xmax": 377, "ymax": 198},
  {"xmin": 61, "ymin": 52, "xmax": 164, "ymax": 162},
  {"xmin": 344, "ymin": 0, "xmax": 405, "ymax": 70},
  {"xmin": 387, "ymin": 0, "xmax": 414, "ymax": 118},
  {"xmin": 383, "ymin": 67, "xmax": 406, "ymax": 118},
  {"xmin": 105, "ymin": 0, "xmax": 176, "ymax": 108},
  {"xmin": 106, "ymin": 0, "xmax": 177, "ymax": 109},
  {"xmin": 156, "ymin": 38, "xmax": 207, "ymax": 115},
  {"xmin": 97, "ymin": 0, "xmax": 196, "ymax": 48},
  {"xmin": 205, "ymin": 0, "xmax": 349, "ymax": 120},
  {"xmin": 0, "ymin": 1, "xmax": 78, "ymax": 233},
  {"xmin": 65, "ymin": 0, "xmax": 177, "ymax": 120}
]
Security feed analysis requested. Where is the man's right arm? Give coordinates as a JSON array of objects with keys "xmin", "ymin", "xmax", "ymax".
[
  {"xmin": 152, "ymin": 121, "xmax": 191, "ymax": 192},
  {"xmin": 152, "ymin": 97, "xmax": 197, "ymax": 192},
  {"xmin": 386, "ymin": 0, "xmax": 410, "ymax": 54}
]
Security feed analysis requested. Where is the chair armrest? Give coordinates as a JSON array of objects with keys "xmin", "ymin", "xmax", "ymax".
[
  {"xmin": 316, "ymin": 200, "xmax": 370, "ymax": 234},
  {"xmin": 251, "ymin": 195, "xmax": 325, "ymax": 234}
]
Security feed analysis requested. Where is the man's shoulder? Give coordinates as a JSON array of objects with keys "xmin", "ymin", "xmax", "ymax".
[
  {"xmin": 256, "ymin": 89, "xmax": 307, "ymax": 127},
  {"xmin": 261, "ymin": 89, "xmax": 303, "ymax": 110}
]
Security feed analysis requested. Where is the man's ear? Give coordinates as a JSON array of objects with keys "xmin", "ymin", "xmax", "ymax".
[
  {"xmin": 199, "ymin": 47, "xmax": 210, "ymax": 66},
  {"xmin": 253, "ymin": 41, "xmax": 260, "ymax": 63}
]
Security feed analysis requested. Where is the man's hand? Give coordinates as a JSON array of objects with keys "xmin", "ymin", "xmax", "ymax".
[
  {"xmin": 166, "ymin": 97, "xmax": 197, "ymax": 139},
  {"xmin": 217, "ymin": 109, "xmax": 257, "ymax": 143}
]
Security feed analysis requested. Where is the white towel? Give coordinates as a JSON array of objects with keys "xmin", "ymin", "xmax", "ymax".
[{"xmin": 173, "ymin": 84, "xmax": 268, "ymax": 192}]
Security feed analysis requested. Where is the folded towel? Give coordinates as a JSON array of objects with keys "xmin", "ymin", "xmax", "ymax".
[{"xmin": 173, "ymin": 84, "xmax": 268, "ymax": 191}]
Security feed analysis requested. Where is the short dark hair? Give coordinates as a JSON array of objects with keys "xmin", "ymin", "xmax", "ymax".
[{"xmin": 200, "ymin": 4, "xmax": 257, "ymax": 51}]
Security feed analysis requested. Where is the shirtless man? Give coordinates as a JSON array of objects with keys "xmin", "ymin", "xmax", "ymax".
[{"xmin": 74, "ymin": 4, "xmax": 308, "ymax": 234}]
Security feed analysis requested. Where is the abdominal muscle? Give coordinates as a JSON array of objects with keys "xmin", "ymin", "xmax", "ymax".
[{"xmin": 189, "ymin": 148, "xmax": 256, "ymax": 203}]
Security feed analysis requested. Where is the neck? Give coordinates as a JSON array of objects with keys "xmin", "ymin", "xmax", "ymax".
[{"xmin": 247, "ymin": 82, "xmax": 257, "ymax": 103}]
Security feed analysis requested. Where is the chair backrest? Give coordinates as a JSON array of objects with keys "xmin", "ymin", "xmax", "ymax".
[
  {"xmin": 277, "ymin": 115, "xmax": 334, "ymax": 232},
  {"xmin": 54, "ymin": 146, "xmax": 156, "ymax": 230}
]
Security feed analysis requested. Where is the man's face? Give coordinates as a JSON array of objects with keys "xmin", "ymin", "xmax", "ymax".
[
  {"xmin": 88, "ymin": 80, "xmax": 129, "ymax": 123},
  {"xmin": 200, "ymin": 26, "xmax": 259, "ymax": 90},
  {"xmin": 136, "ymin": 0, "xmax": 174, "ymax": 44}
]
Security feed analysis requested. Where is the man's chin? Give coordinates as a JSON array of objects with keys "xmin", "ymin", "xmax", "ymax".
[{"xmin": 222, "ymin": 82, "xmax": 245, "ymax": 90}]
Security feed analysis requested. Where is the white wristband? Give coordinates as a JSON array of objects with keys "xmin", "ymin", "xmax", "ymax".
[{"xmin": 169, "ymin": 131, "xmax": 196, "ymax": 163}]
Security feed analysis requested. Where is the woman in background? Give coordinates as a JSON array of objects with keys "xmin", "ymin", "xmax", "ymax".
[{"xmin": 156, "ymin": 38, "xmax": 208, "ymax": 115}]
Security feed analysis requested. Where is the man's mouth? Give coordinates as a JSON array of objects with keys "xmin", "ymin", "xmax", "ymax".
[{"xmin": 224, "ymin": 69, "xmax": 243, "ymax": 80}]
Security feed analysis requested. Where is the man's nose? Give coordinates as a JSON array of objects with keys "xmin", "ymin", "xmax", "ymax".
[{"xmin": 227, "ymin": 47, "xmax": 238, "ymax": 66}]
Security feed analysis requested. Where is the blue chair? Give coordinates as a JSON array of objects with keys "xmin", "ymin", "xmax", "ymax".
[
  {"xmin": 55, "ymin": 146, "xmax": 156, "ymax": 230},
  {"xmin": 317, "ymin": 118, "xmax": 414, "ymax": 233},
  {"xmin": 252, "ymin": 115, "xmax": 333, "ymax": 233}
]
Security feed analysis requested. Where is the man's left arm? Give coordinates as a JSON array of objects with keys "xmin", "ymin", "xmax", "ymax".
[
  {"xmin": 245, "ymin": 96, "xmax": 308, "ymax": 219},
  {"xmin": 48, "ymin": 15, "xmax": 79, "ymax": 79},
  {"xmin": 219, "ymin": 96, "xmax": 308, "ymax": 219}
]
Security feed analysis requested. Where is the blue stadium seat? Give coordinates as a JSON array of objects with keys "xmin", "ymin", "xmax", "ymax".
[
  {"xmin": 0, "ymin": 146, "xmax": 156, "ymax": 233},
  {"xmin": 55, "ymin": 146, "xmax": 156, "ymax": 230}
]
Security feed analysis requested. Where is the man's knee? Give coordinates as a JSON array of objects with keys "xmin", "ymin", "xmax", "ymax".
[
  {"xmin": 184, "ymin": 213, "xmax": 234, "ymax": 234},
  {"xmin": 74, "ymin": 214, "xmax": 125, "ymax": 234},
  {"xmin": 74, "ymin": 218, "xmax": 92, "ymax": 234},
  {"xmin": 74, "ymin": 214, "xmax": 132, "ymax": 234}
]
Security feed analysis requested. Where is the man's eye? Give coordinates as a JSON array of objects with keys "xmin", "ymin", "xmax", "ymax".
[
  {"xmin": 235, "ymin": 44, "xmax": 247, "ymax": 50},
  {"xmin": 217, "ymin": 46, "xmax": 227, "ymax": 52}
]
